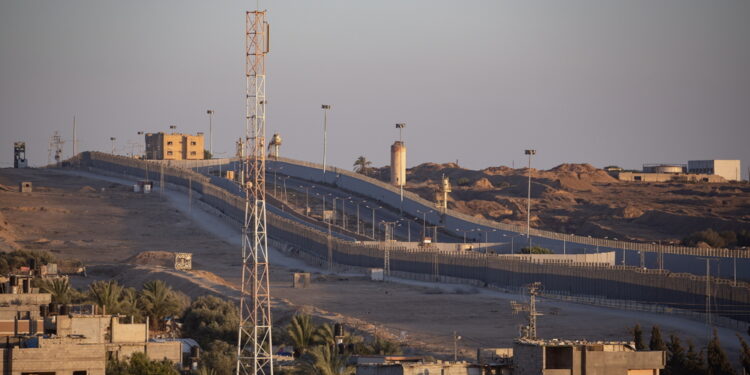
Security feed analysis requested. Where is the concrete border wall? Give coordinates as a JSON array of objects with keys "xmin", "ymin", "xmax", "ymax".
[{"xmin": 72, "ymin": 152, "xmax": 750, "ymax": 323}]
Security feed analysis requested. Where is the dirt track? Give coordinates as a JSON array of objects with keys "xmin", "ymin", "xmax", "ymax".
[{"xmin": 0, "ymin": 167, "xmax": 746, "ymax": 362}]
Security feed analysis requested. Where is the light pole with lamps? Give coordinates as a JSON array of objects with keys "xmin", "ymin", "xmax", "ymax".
[
  {"xmin": 367, "ymin": 205, "xmax": 382, "ymax": 239},
  {"xmin": 110, "ymin": 137, "xmax": 117, "ymax": 154},
  {"xmin": 524, "ymin": 149, "xmax": 536, "ymax": 242},
  {"xmin": 321, "ymin": 104, "xmax": 331, "ymax": 173},
  {"xmin": 206, "ymin": 109, "xmax": 214, "ymax": 158}
]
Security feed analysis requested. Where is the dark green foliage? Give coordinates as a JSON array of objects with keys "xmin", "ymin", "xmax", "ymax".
[
  {"xmin": 287, "ymin": 314, "xmax": 317, "ymax": 357},
  {"xmin": 738, "ymin": 334, "xmax": 750, "ymax": 374},
  {"xmin": 685, "ymin": 339, "xmax": 708, "ymax": 375},
  {"xmin": 683, "ymin": 229, "xmax": 750, "ymax": 248},
  {"xmin": 519, "ymin": 246, "xmax": 553, "ymax": 254},
  {"xmin": 295, "ymin": 345, "xmax": 354, "ymax": 375},
  {"xmin": 707, "ymin": 329, "xmax": 736, "ymax": 375},
  {"xmin": 366, "ymin": 337, "xmax": 402, "ymax": 356},
  {"xmin": 37, "ymin": 277, "xmax": 84, "ymax": 304},
  {"xmin": 353, "ymin": 156, "xmax": 372, "ymax": 176},
  {"xmin": 456, "ymin": 177, "xmax": 471, "ymax": 186},
  {"xmin": 665, "ymin": 334, "xmax": 686, "ymax": 375},
  {"xmin": 204, "ymin": 150, "xmax": 213, "ymax": 159},
  {"xmin": 0, "ymin": 250, "xmax": 55, "ymax": 274},
  {"xmin": 633, "ymin": 324, "xmax": 645, "ymax": 351},
  {"xmin": 138, "ymin": 280, "xmax": 189, "ymax": 331},
  {"xmin": 200, "ymin": 340, "xmax": 235, "ymax": 375},
  {"xmin": 649, "ymin": 326, "xmax": 667, "ymax": 351},
  {"xmin": 106, "ymin": 352, "xmax": 179, "ymax": 375},
  {"xmin": 181, "ymin": 295, "xmax": 239, "ymax": 347}
]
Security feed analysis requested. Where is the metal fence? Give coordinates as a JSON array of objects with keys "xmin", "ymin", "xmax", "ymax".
[{"xmin": 73, "ymin": 152, "xmax": 750, "ymax": 324}]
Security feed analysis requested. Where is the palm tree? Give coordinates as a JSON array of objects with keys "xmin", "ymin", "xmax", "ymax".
[
  {"xmin": 287, "ymin": 314, "xmax": 317, "ymax": 357},
  {"xmin": 38, "ymin": 277, "xmax": 73, "ymax": 304},
  {"xmin": 314, "ymin": 323, "xmax": 337, "ymax": 347},
  {"xmin": 296, "ymin": 345, "xmax": 354, "ymax": 375},
  {"xmin": 88, "ymin": 280, "xmax": 124, "ymax": 314},
  {"xmin": 352, "ymin": 156, "xmax": 372, "ymax": 176},
  {"xmin": 138, "ymin": 280, "xmax": 182, "ymax": 331}
]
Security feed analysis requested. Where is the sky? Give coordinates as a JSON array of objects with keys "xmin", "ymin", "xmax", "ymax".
[{"xmin": 1, "ymin": 0, "xmax": 749, "ymax": 178}]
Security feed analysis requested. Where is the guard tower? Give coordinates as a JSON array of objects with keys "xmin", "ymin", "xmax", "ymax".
[
  {"xmin": 435, "ymin": 175, "xmax": 451, "ymax": 213},
  {"xmin": 390, "ymin": 141, "xmax": 406, "ymax": 187},
  {"xmin": 14, "ymin": 142, "xmax": 27, "ymax": 168},
  {"xmin": 268, "ymin": 133, "xmax": 282, "ymax": 158}
]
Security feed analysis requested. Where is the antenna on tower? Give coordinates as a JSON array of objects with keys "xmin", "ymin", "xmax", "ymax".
[
  {"xmin": 511, "ymin": 282, "xmax": 544, "ymax": 340},
  {"xmin": 236, "ymin": 8, "xmax": 274, "ymax": 375}
]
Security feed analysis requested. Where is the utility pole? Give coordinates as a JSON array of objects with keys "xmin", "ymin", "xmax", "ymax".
[
  {"xmin": 698, "ymin": 258, "xmax": 715, "ymax": 343},
  {"xmin": 72, "ymin": 116, "xmax": 77, "ymax": 157},
  {"xmin": 524, "ymin": 149, "xmax": 536, "ymax": 243},
  {"xmin": 236, "ymin": 9, "xmax": 273, "ymax": 375},
  {"xmin": 453, "ymin": 331, "xmax": 461, "ymax": 362},
  {"xmin": 207, "ymin": 109, "xmax": 214, "ymax": 157},
  {"xmin": 322, "ymin": 104, "xmax": 331, "ymax": 173}
]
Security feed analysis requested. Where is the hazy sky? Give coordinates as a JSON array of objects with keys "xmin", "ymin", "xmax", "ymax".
[{"xmin": 1, "ymin": 1, "xmax": 748, "ymax": 178}]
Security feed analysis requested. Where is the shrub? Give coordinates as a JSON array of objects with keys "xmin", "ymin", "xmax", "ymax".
[{"xmin": 518, "ymin": 246, "xmax": 553, "ymax": 254}]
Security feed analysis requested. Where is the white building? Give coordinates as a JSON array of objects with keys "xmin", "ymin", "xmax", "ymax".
[{"xmin": 687, "ymin": 160, "xmax": 741, "ymax": 181}]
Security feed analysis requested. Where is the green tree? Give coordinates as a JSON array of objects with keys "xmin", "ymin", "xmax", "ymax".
[
  {"xmin": 649, "ymin": 326, "xmax": 667, "ymax": 351},
  {"xmin": 632, "ymin": 324, "xmax": 646, "ymax": 351},
  {"xmin": 353, "ymin": 156, "xmax": 372, "ymax": 176},
  {"xmin": 204, "ymin": 150, "xmax": 213, "ymax": 159},
  {"xmin": 295, "ymin": 345, "xmax": 354, "ymax": 375},
  {"xmin": 138, "ymin": 280, "xmax": 187, "ymax": 331},
  {"xmin": 37, "ymin": 277, "xmax": 73, "ymax": 304},
  {"xmin": 665, "ymin": 334, "xmax": 686, "ymax": 375},
  {"xmin": 367, "ymin": 337, "xmax": 402, "ymax": 356},
  {"xmin": 106, "ymin": 352, "xmax": 179, "ymax": 375},
  {"xmin": 89, "ymin": 280, "xmax": 124, "ymax": 314},
  {"xmin": 118, "ymin": 287, "xmax": 142, "ymax": 320},
  {"xmin": 287, "ymin": 314, "xmax": 317, "ymax": 357},
  {"xmin": 200, "ymin": 340, "xmax": 236, "ymax": 375},
  {"xmin": 738, "ymin": 334, "xmax": 750, "ymax": 375},
  {"xmin": 685, "ymin": 339, "xmax": 707, "ymax": 375},
  {"xmin": 182, "ymin": 295, "xmax": 239, "ymax": 347},
  {"xmin": 707, "ymin": 329, "xmax": 736, "ymax": 375}
]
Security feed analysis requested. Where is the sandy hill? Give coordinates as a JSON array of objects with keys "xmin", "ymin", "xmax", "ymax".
[{"xmin": 367, "ymin": 163, "xmax": 750, "ymax": 243}]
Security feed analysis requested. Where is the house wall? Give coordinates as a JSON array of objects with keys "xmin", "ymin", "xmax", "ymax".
[{"xmin": 0, "ymin": 344, "xmax": 106, "ymax": 375}]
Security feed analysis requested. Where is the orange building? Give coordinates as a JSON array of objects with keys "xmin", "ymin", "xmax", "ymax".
[{"xmin": 144, "ymin": 132, "xmax": 205, "ymax": 160}]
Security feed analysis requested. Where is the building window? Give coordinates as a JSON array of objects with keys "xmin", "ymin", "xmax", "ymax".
[
  {"xmin": 191, "ymin": 141, "xmax": 197, "ymax": 146},
  {"xmin": 167, "ymin": 141, "xmax": 173, "ymax": 145},
  {"xmin": 190, "ymin": 151, "xmax": 197, "ymax": 155},
  {"xmin": 73, "ymin": 372, "xmax": 88, "ymax": 375},
  {"xmin": 167, "ymin": 151, "xmax": 173, "ymax": 156}
]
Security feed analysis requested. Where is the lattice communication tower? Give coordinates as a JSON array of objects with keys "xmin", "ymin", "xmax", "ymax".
[{"xmin": 236, "ymin": 10, "xmax": 273, "ymax": 375}]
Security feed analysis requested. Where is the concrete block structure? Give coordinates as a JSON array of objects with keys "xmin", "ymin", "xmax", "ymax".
[
  {"xmin": 688, "ymin": 160, "xmax": 741, "ymax": 181},
  {"xmin": 18, "ymin": 182, "xmax": 32, "ymax": 193},
  {"xmin": 144, "ymin": 132, "xmax": 205, "ymax": 160},
  {"xmin": 512, "ymin": 339, "xmax": 664, "ymax": 375}
]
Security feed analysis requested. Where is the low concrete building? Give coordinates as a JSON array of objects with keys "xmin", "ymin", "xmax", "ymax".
[
  {"xmin": 512, "ymin": 339, "xmax": 664, "ymax": 375},
  {"xmin": 356, "ymin": 357, "xmax": 485, "ymax": 375},
  {"xmin": 616, "ymin": 171, "xmax": 724, "ymax": 183},
  {"xmin": 688, "ymin": 160, "xmax": 741, "ymax": 181}
]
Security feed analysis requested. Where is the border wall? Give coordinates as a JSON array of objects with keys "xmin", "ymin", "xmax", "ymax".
[{"xmin": 72, "ymin": 152, "xmax": 750, "ymax": 324}]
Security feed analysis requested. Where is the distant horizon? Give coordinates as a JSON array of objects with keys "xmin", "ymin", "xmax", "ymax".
[{"xmin": 1, "ymin": 1, "xmax": 748, "ymax": 179}]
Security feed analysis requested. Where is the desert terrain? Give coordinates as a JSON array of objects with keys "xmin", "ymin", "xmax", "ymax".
[
  {"xmin": 368, "ymin": 163, "xmax": 750, "ymax": 243},
  {"xmin": 0, "ymin": 167, "xmax": 745, "ymax": 361}
]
